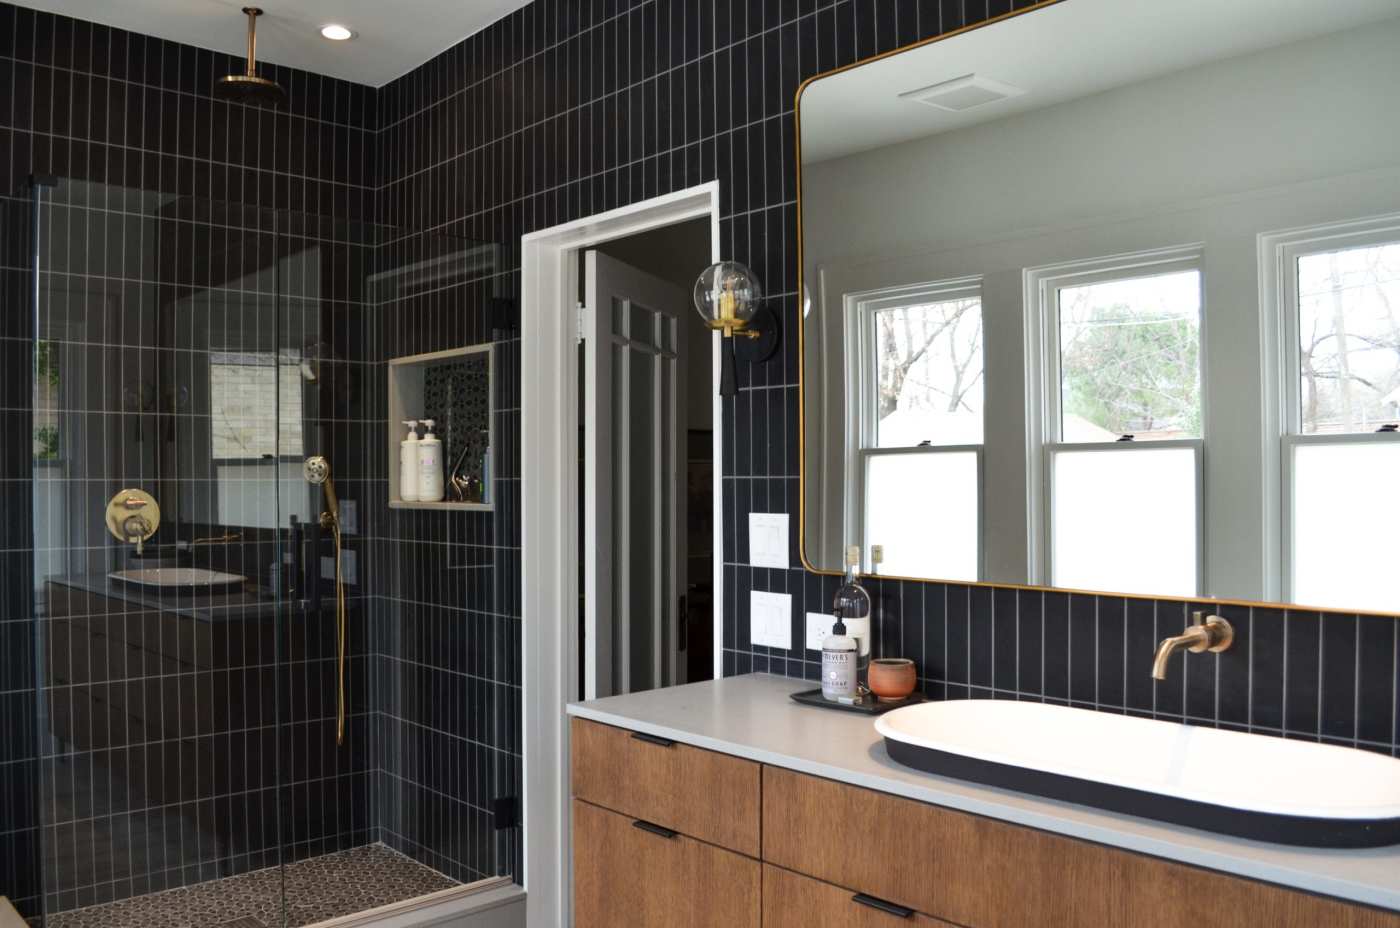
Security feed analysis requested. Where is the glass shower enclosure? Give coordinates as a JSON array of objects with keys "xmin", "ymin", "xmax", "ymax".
[{"xmin": 7, "ymin": 176, "xmax": 511, "ymax": 927}]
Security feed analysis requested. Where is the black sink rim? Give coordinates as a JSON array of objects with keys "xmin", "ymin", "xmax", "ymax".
[{"xmin": 883, "ymin": 737, "xmax": 1400, "ymax": 848}]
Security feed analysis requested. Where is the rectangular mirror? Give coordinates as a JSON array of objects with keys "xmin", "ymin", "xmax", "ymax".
[{"xmin": 798, "ymin": 0, "xmax": 1400, "ymax": 614}]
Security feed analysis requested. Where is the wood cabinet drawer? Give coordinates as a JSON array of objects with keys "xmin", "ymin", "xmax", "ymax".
[
  {"xmin": 570, "ymin": 717, "xmax": 760, "ymax": 856},
  {"xmin": 762, "ymin": 766, "xmax": 1400, "ymax": 928},
  {"xmin": 763, "ymin": 864, "xmax": 958, "ymax": 928},
  {"xmin": 573, "ymin": 799, "xmax": 760, "ymax": 928}
]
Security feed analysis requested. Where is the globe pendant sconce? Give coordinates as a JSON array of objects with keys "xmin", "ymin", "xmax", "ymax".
[{"xmin": 691, "ymin": 261, "xmax": 780, "ymax": 396}]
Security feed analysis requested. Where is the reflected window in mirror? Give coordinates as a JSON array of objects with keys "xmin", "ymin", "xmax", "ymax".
[
  {"xmin": 797, "ymin": 0, "xmax": 1400, "ymax": 612},
  {"xmin": 209, "ymin": 349, "xmax": 314, "ymax": 528},
  {"xmin": 1034, "ymin": 252, "xmax": 1203, "ymax": 598},
  {"xmin": 855, "ymin": 280, "xmax": 984, "ymax": 580},
  {"xmin": 1281, "ymin": 224, "xmax": 1400, "ymax": 612}
]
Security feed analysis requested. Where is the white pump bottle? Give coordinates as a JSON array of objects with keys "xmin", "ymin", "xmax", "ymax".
[
  {"xmin": 418, "ymin": 419, "xmax": 445, "ymax": 502},
  {"xmin": 400, "ymin": 420, "xmax": 421, "ymax": 502}
]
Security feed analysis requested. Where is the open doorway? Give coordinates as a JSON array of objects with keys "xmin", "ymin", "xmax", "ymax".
[
  {"xmin": 520, "ymin": 183, "xmax": 721, "ymax": 926},
  {"xmin": 578, "ymin": 218, "xmax": 715, "ymax": 700}
]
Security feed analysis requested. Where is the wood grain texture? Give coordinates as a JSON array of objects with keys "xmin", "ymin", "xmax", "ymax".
[
  {"xmin": 570, "ymin": 717, "xmax": 761, "ymax": 856},
  {"xmin": 761, "ymin": 766, "xmax": 1400, "ymax": 928},
  {"xmin": 573, "ymin": 799, "xmax": 760, "ymax": 928},
  {"xmin": 763, "ymin": 864, "xmax": 959, "ymax": 928}
]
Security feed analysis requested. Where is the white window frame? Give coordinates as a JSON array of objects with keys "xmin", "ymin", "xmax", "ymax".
[
  {"xmin": 1269, "ymin": 215, "xmax": 1400, "ymax": 604},
  {"xmin": 1026, "ymin": 245, "xmax": 1207, "ymax": 594},
  {"xmin": 843, "ymin": 277, "xmax": 985, "ymax": 578}
]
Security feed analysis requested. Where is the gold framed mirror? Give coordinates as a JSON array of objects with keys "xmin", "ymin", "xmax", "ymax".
[{"xmin": 796, "ymin": 0, "xmax": 1400, "ymax": 616}]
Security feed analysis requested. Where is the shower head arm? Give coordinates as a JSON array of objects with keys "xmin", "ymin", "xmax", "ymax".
[{"xmin": 243, "ymin": 7, "xmax": 262, "ymax": 77}]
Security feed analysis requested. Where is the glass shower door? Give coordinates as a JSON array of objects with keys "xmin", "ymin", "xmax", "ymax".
[{"xmin": 26, "ymin": 177, "xmax": 292, "ymax": 925}]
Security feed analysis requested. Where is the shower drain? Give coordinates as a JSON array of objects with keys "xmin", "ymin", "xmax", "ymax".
[{"xmin": 218, "ymin": 919, "xmax": 266, "ymax": 928}]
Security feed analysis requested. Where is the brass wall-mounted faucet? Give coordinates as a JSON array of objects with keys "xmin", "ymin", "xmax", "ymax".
[{"xmin": 1151, "ymin": 611, "xmax": 1233, "ymax": 680}]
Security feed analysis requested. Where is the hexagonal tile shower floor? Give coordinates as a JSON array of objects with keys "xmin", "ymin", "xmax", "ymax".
[{"xmin": 45, "ymin": 844, "xmax": 460, "ymax": 928}]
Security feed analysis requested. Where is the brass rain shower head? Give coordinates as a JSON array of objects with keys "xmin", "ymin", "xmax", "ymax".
[{"xmin": 214, "ymin": 8, "xmax": 288, "ymax": 107}]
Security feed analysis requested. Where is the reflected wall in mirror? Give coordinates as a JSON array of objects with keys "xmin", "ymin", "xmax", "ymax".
[{"xmin": 799, "ymin": 0, "xmax": 1400, "ymax": 613}]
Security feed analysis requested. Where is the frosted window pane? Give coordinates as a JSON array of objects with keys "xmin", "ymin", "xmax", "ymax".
[
  {"xmin": 1292, "ymin": 441, "xmax": 1400, "ymax": 612},
  {"xmin": 1296, "ymin": 242, "xmax": 1400, "ymax": 434},
  {"xmin": 1058, "ymin": 270, "xmax": 1201, "ymax": 442},
  {"xmin": 865, "ymin": 452, "xmax": 978, "ymax": 581},
  {"xmin": 874, "ymin": 297, "xmax": 983, "ymax": 447},
  {"xmin": 1052, "ymin": 447, "xmax": 1196, "ymax": 596}
]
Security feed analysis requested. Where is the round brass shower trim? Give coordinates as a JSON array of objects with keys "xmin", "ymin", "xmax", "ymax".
[{"xmin": 105, "ymin": 489, "xmax": 160, "ymax": 552}]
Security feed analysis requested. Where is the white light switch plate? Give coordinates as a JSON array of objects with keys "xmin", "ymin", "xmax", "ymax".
[
  {"xmin": 748, "ymin": 513, "xmax": 789, "ymax": 569},
  {"xmin": 750, "ymin": 591, "xmax": 793, "ymax": 649}
]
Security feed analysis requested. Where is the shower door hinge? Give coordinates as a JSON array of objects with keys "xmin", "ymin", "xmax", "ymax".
[{"xmin": 575, "ymin": 301, "xmax": 587, "ymax": 346}]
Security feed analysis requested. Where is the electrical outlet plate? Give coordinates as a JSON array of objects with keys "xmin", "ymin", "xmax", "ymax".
[
  {"xmin": 321, "ymin": 549, "xmax": 357, "ymax": 585},
  {"xmin": 750, "ymin": 591, "xmax": 792, "ymax": 650},
  {"xmin": 806, "ymin": 612, "xmax": 870, "ymax": 655},
  {"xmin": 805, "ymin": 612, "xmax": 834, "ymax": 651}
]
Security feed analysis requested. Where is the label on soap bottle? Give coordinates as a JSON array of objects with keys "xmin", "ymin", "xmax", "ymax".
[{"xmin": 821, "ymin": 646, "xmax": 856, "ymax": 699}]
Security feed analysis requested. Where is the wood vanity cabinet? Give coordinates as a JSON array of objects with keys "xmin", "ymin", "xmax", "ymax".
[
  {"xmin": 571, "ymin": 718, "xmax": 1400, "ymax": 928},
  {"xmin": 570, "ymin": 718, "xmax": 761, "ymax": 928}
]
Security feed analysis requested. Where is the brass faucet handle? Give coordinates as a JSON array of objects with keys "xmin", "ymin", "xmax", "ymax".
[{"xmin": 1200, "ymin": 614, "xmax": 1234, "ymax": 653}]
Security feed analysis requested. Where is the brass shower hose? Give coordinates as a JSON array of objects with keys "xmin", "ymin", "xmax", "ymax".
[{"xmin": 329, "ymin": 515, "xmax": 347, "ymax": 746}]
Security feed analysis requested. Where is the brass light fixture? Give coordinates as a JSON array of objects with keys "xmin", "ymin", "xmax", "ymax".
[{"xmin": 692, "ymin": 261, "xmax": 780, "ymax": 395}]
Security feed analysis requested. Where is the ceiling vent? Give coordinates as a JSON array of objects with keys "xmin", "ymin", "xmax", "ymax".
[{"xmin": 899, "ymin": 74, "xmax": 1026, "ymax": 112}]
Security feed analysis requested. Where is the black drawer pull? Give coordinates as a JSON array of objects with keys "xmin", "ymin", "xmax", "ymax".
[
  {"xmin": 852, "ymin": 893, "xmax": 915, "ymax": 919},
  {"xmin": 630, "ymin": 731, "xmax": 676, "ymax": 748},
  {"xmin": 631, "ymin": 819, "xmax": 678, "ymax": 839}
]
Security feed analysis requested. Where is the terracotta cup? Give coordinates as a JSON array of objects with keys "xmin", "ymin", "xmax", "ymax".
[{"xmin": 868, "ymin": 657, "xmax": 917, "ymax": 701}]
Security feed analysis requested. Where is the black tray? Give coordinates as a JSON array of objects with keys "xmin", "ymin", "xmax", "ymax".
[{"xmin": 790, "ymin": 687, "xmax": 925, "ymax": 715}]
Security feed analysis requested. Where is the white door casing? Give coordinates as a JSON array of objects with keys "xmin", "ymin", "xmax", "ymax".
[{"xmin": 520, "ymin": 183, "xmax": 721, "ymax": 928}]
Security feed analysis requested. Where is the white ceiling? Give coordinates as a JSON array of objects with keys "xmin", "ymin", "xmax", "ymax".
[
  {"xmin": 11, "ymin": 0, "xmax": 534, "ymax": 87},
  {"xmin": 801, "ymin": 0, "xmax": 1400, "ymax": 163}
]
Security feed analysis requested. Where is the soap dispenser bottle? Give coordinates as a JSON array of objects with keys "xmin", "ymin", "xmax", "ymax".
[
  {"xmin": 822, "ymin": 614, "xmax": 858, "ymax": 701},
  {"xmin": 418, "ymin": 419, "xmax": 445, "ymax": 502},
  {"xmin": 400, "ymin": 420, "xmax": 421, "ymax": 502}
]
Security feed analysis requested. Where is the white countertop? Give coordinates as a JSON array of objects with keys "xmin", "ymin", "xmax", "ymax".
[{"xmin": 566, "ymin": 673, "xmax": 1400, "ymax": 913}]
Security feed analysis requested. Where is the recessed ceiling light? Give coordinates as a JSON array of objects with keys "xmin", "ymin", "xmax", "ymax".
[{"xmin": 320, "ymin": 24, "xmax": 354, "ymax": 41}]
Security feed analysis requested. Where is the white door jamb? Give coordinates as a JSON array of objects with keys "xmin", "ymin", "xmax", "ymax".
[{"xmin": 520, "ymin": 183, "xmax": 723, "ymax": 928}]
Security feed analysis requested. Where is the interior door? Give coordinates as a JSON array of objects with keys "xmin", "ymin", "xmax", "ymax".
[{"xmin": 584, "ymin": 250, "xmax": 686, "ymax": 698}]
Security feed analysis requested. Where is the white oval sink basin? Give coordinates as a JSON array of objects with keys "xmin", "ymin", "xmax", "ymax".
[
  {"xmin": 109, "ymin": 567, "xmax": 246, "ymax": 595},
  {"xmin": 876, "ymin": 700, "xmax": 1400, "ymax": 847}
]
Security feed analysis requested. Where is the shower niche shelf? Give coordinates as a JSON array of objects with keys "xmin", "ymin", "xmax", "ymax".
[{"xmin": 387, "ymin": 345, "xmax": 495, "ymax": 512}]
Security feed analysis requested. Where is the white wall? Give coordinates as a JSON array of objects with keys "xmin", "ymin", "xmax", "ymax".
[{"xmin": 801, "ymin": 17, "xmax": 1400, "ymax": 600}]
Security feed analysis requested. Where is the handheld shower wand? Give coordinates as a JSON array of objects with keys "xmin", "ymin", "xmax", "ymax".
[
  {"xmin": 303, "ymin": 456, "xmax": 348, "ymax": 747},
  {"xmin": 303, "ymin": 455, "xmax": 339, "ymax": 528}
]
